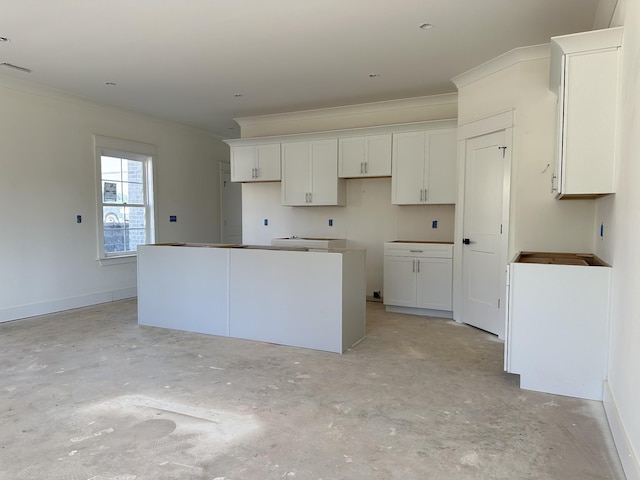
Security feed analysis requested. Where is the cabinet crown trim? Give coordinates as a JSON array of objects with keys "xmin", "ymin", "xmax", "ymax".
[{"xmin": 224, "ymin": 119, "xmax": 457, "ymax": 147}]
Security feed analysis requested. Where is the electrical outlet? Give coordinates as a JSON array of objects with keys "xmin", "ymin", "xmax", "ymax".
[
  {"xmin": 76, "ymin": 215, "xmax": 82, "ymax": 224},
  {"xmin": 432, "ymin": 220, "xmax": 438, "ymax": 229},
  {"xmin": 329, "ymin": 219, "xmax": 333, "ymax": 227},
  {"xmin": 264, "ymin": 218, "xmax": 268, "ymax": 226},
  {"xmin": 170, "ymin": 215, "xmax": 177, "ymax": 222}
]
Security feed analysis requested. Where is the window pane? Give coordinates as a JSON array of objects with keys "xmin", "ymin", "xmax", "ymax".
[
  {"xmin": 104, "ymin": 224, "xmax": 126, "ymax": 254},
  {"xmin": 126, "ymin": 228, "xmax": 147, "ymax": 252},
  {"xmin": 103, "ymin": 206, "xmax": 125, "ymax": 224},
  {"xmin": 101, "ymin": 156, "xmax": 122, "ymax": 182},
  {"xmin": 124, "ymin": 160, "xmax": 144, "ymax": 184},
  {"xmin": 125, "ymin": 206, "xmax": 146, "ymax": 229},
  {"xmin": 123, "ymin": 181, "xmax": 144, "ymax": 204}
]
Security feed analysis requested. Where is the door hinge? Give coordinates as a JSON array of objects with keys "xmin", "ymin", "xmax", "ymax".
[
  {"xmin": 498, "ymin": 146, "xmax": 507, "ymax": 158},
  {"xmin": 500, "ymin": 224, "xmax": 503, "ymax": 234},
  {"xmin": 498, "ymin": 298, "xmax": 501, "ymax": 309}
]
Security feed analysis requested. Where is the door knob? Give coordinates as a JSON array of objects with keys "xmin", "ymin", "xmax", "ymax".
[{"xmin": 463, "ymin": 238, "xmax": 471, "ymax": 245}]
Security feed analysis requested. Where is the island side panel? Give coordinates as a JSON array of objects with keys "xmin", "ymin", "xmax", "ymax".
[
  {"xmin": 341, "ymin": 249, "xmax": 367, "ymax": 351},
  {"xmin": 228, "ymin": 249, "xmax": 343, "ymax": 353},
  {"xmin": 137, "ymin": 245, "xmax": 230, "ymax": 336}
]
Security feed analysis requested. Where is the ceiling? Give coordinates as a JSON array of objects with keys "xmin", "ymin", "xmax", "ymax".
[{"xmin": 1, "ymin": 0, "xmax": 601, "ymax": 138}]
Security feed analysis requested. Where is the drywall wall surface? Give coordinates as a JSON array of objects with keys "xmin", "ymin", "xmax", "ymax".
[
  {"xmin": 457, "ymin": 57, "xmax": 596, "ymax": 259},
  {"xmin": 596, "ymin": 1, "xmax": 640, "ymax": 477},
  {"xmin": 241, "ymin": 179, "xmax": 455, "ymax": 296},
  {"xmin": 237, "ymin": 95, "xmax": 458, "ymax": 138},
  {"xmin": 0, "ymin": 80, "xmax": 225, "ymax": 321}
]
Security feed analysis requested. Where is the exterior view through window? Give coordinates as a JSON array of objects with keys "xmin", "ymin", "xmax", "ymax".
[{"xmin": 98, "ymin": 151, "xmax": 153, "ymax": 257}]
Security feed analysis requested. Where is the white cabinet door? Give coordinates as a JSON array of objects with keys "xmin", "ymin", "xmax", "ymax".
[
  {"xmin": 392, "ymin": 131, "xmax": 426, "ymax": 204},
  {"xmin": 231, "ymin": 143, "xmax": 281, "ymax": 182},
  {"xmin": 255, "ymin": 143, "xmax": 281, "ymax": 181},
  {"xmin": 282, "ymin": 139, "xmax": 345, "ymax": 206},
  {"xmin": 426, "ymin": 129, "xmax": 457, "ymax": 204},
  {"xmin": 339, "ymin": 134, "xmax": 392, "ymax": 178},
  {"xmin": 416, "ymin": 257, "xmax": 453, "ymax": 310},
  {"xmin": 282, "ymin": 141, "xmax": 311, "ymax": 205},
  {"xmin": 231, "ymin": 145, "xmax": 257, "ymax": 182},
  {"xmin": 310, "ymin": 139, "xmax": 341, "ymax": 205},
  {"xmin": 383, "ymin": 256, "xmax": 416, "ymax": 307}
]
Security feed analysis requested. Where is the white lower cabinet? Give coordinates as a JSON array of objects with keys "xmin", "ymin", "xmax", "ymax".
[
  {"xmin": 505, "ymin": 252, "xmax": 611, "ymax": 400},
  {"xmin": 383, "ymin": 242, "xmax": 453, "ymax": 315}
]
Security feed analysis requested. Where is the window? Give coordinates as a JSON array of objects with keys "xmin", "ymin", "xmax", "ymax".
[{"xmin": 95, "ymin": 136, "xmax": 155, "ymax": 261}]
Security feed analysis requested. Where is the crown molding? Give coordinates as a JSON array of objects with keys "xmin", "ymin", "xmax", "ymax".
[
  {"xmin": 0, "ymin": 74, "xmax": 226, "ymax": 140},
  {"xmin": 451, "ymin": 44, "xmax": 550, "ymax": 90},
  {"xmin": 233, "ymin": 93, "xmax": 458, "ymax": 129}
]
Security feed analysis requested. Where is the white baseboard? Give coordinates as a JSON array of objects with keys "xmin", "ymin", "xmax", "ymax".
[
  {"xmin": 385, "ymin": 305, "xmax": 454, "ymax": 319},
  {"xmin": 604, "ymin": 380, "xmax": 640, "ymax": 480},
  {"xmin": 0, "ymin": 287, "xmax": 137, "ymax": 323}
]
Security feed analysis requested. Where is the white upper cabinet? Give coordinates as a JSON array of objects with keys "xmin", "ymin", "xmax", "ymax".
[
  {"xmin": 339, "ymin": 134, "xmax": 392, "ymax": 178},
  {"xmin": 391, "ymin": 129, "xmax": 457, "ymax": 205},
  {"xmin": 281, "ymin": 139, "xmax": 346, "ymax": 206},
  {"xmin": 549, "ymin": 27, "xmax": 622, "ymax": 198},
  {"xmin": 230, "ymin": 143, "xmax": 281, "ymax": 182}
]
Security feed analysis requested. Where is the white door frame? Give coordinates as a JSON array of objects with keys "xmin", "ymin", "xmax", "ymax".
[{"xmin": 453, "ymin": 110, "xmax": 514, "ymax": 339}]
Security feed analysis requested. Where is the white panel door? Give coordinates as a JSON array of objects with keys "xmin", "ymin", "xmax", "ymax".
[
  {"xmin": 383, "ymin": 256, "xmax": 416, "ymax": 307},
  {"xmin": 309, "ymin": 139, "xmax": 338, "ymax": 205},
  {"xmin": 230, "ymin": 145, "xmax": 256, "ymax": 182},
  {"xmin": 392, "ymin": 131, "xmax": 426, "ymax": 204},
  {"xmin": 255, "ymin": 143, "xmax": 281, "ymax": 181},
  {"xmin": 417, "ymin": 258, "xmax": 453, "ymax": 310},
  {"xmin": 461, "ymin": 130, "xmax": 506, "ymax": 336},
  {"xmin": 281, "ymin": 141, "xmax": 310, "ymax": 205},
  {"xmin": 339, "ymin": 136, "xmax": 366, "ymax": 177},
  {"xmin": 427, "ymin": 130, "xmax": 457, "ymax": 204}
]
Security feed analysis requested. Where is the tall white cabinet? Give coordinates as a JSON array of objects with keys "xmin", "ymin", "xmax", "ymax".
[
  {"xmin": 391, "ymin": 129, "xmax": 457, "ymax": 204},
  {"xmin": 281, "ymin": 139, "xmax": 346, "ymax": 206},
  {"xmin": 549, "ymin": 27, "xmax": 623, "ymax": 198}
]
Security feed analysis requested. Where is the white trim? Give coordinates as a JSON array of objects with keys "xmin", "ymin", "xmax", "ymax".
[
  {"xmin": 94, "ymin": 135, "xmax": 157, "ymax": 261},
  {"xmin": 224, "ymin": 119, "xmax": 458, "ymax": 147},
  {"xmin": 604, "ymin": 381, "xmax": 640, "ymax": 480},
  {"xmin": 452, "ymin": 44, "xmax": 550, "ymax": 90},
  {"xmin": 385, "ymin": 305, "xmax": 453, "ymax": 319},
  {"xmin": 457, "ymin": 109, "xmax": 515, "ymax": 141},
  {"xmin": 234, "ymin": 93, "xmax": 458, "ymax": 129},
  {"xmin": 0, "ymin": 288, "xmax": 137, "ymax": 323},
  {"xmin": 453, "ymin": 112, "xmax": 514, "ymax": 340}
]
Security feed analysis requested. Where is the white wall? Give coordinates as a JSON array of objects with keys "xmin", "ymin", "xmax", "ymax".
[
  {"xmin": 594, "ymin": 0, "xmax": 640, "ymax": 476},
  {"xmin": 456, "ymin": 56, "xmax": 597, "ymax": 259},
  {"xmin": 0, "ymin": 78, "xmax": 227, "ymax": 322},
  {"xmin": 238, "ymin": 96, "xmax": 459, "ymax": 298}
]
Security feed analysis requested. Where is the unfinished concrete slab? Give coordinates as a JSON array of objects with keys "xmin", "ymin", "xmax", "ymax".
[{"xmin": 0, "ymin": 300, "xmax": 624, "ymax": 479}]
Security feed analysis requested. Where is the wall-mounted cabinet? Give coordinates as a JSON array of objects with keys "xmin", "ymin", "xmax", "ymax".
[
  {"xmin": 391, "ymin": 129, "xmax": 457, "ymax": 205},
  {"xmin": 281, "ymin": 139, "xmax": 346, "ymax": 206},
  {"xmin": 549, "ymin": 27, "xmax": 622, "ymax": 198},
  {"xmin": 230, "ymin": 143, "xmax": 281, "ymax": 182},
  {"xmin": 338, "ymin": 134, "xmax": 392, "ymax": 178}
]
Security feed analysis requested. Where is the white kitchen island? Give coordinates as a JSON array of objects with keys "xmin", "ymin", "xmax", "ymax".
[{"xmin": 137, "ymin": 243, "xmax": 366, "ymax": 353}]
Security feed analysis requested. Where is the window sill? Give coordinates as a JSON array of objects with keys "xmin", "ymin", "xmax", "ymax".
[{"xmin": 98, "ymin": 255, "xmax": 137, "ymax": 266}]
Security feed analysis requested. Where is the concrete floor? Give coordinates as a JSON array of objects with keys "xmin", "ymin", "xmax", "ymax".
[{"xmin": 0, "ymin": 300, "xmax": 624, "ymax": 480}]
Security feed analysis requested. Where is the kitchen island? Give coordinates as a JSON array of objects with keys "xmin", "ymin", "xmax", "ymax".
[{"xmin": 137, "ymin": 243, "xmax": 366, "ymax": 353}]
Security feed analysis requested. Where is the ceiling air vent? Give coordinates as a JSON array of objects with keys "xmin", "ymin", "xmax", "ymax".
[{"xmin": 0, "ymin": 62, "xmax": 32, "ymax": 73}]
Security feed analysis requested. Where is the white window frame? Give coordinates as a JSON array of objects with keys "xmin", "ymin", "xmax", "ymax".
[{"xmin": 94, "ymin": 135, "xmax": 156, "ymax": 264}]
